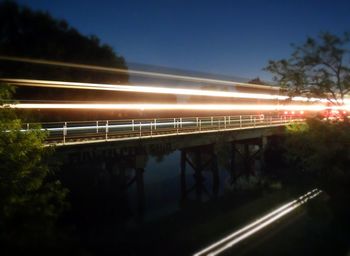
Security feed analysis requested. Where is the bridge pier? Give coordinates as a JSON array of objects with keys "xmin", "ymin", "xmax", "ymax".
[
  {"xmin": 230, "ymin": 136, "xmax": 268, "ymax": 184},
  {"xmin": 120, "ymin": 154, "xmax": 147, "ymax": 220},
  {"xmin": 66, "ymin": 147, "xmax": 148, "ymax": 221},
  {"xmin": 180, "ymin": 144, "xmax": 219, "ymax": 202}
]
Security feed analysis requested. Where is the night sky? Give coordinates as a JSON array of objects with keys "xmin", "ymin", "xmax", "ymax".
[{"xmin": 15, "ymin": 0, "xmax": 350, "ymax": 81}]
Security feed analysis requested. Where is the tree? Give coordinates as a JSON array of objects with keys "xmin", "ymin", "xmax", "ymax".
[
  {"xmin": 0, "ymin": 1, "xmax": 129, "ymax": 101},
  {"xmin": 0, "ymin": 84, "xmax": 69, "ymax": 251},
  {"xmin": 284, "ymin": 119, "xmax": 350, "ymax": 238},
  {"xmin": 0, "ymin": 1, "xmax": 133, "ymax": 121},
  {"xmin": 284, "ymin": 119, "xmax": 350, "ymax": 194},
  {"xmin": 265, "ymin": 32, "xmax": 350, "ymax": 105}
]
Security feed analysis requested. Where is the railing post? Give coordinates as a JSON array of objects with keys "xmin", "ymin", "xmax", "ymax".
[
  {"xmin": 196, "ymin": 117, "xmax": 199, "ymax": 127},
  {"xmin": 211, "ymin": 116, "xmax": 213, "ymax": 126},
  {"xmin": 63, "ymin": 122, "xmax": 67, "ymax": 144},
  {"xmin": 105, "ymin": 120, "xmax": 109, "ymax": 140},
  {"xmin": 224, "ymin": 116, "xmax": 227, "ymax": 129},
  {"xmin": 26, "ymin": 123, "xmax": 29, "ymax": 131},
  {"xmin": 199, "ymin": 119, "xmax": 201, "ymax": 132},
  {"xmin": 132, "ymin": 120, "xmax": 135, "ymax": 131},
  {"xmin": 177, "ymin": 121, "xmax": 179, "ymax": 134},
  {"xmin": 250, "ymin": 115, "xmax": 253, "ymax": 123},
  {"xmin": 154, "ymin": 119, "xmax": 157, "ymax": 130},
  {"xmin": 254, "ymin": 118, "xmax": 256, "ymax": 128},
  {"xmin": 180, "ymin": 118, "xmax": 182, "ymax": 128},
  {"xmin": 150, "ymin": 122, "xmax": 153, "ymax": 137},
  {"xmin": 240, "ymin": 115, "xmax": 242, "ymax": 128},
  {"xmin": 228, "ymin": 116, "xmax": 231, "ymax": 125},
  {"xmin": 96, "ymin": 121, "xmax": 99, "ymax": 133},
  {"xmin": 174, "ymin": 118, "xmax": 176, "ymax": 128}
]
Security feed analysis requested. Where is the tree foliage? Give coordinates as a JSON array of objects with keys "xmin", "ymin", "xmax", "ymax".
[
  {"xmin": 284, "ymin": 119, "xmax": 350, "ymax": 194},
  {"xmin": 0, "ymin": 85, "xmax": 68, "ymax": 249},
  {"xmin": 0, "ymin": 1, "xmax": 128, "ymax": 77},
  {"xmin": 265, "ymin": 32, "xmax": 350, "ymax": 105},
  {"xmin": 0, "ymin": 1, "xmax": 128, "ymax": 100}
]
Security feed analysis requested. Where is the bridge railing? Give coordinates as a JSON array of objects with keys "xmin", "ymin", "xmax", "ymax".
[{"xmin": 23, "ymin": 114, "xmax": 302, "ymax": 144}]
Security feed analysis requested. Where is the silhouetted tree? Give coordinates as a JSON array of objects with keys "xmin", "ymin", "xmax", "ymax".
[
  {"xmin": 0, "ymin": 1, "xmax": 128, "ymax": 101},
  {"xmin": 265, "ymin": 32, "xmax": 350, "ymax": 105}
]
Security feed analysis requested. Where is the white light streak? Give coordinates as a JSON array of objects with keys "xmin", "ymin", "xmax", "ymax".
[
  {"xmin": 0, "ymin": 78, "xmax": 287, "ymax": 100},
  {"xmin": 0, "ymin": 56, "xmax": 279, "ymax": 90},
  {"xmin": 3, "ymin": 78, "xmax": 349, "ymax": 105},
  {"xmin": 4, "ymin": 103, "xmax": 327, "ymax": 111},
  {"xmin": 193, "ymin": 189, "xmax": 322, "ymax": 256},
  {"xmin": 1, "ymin": 58, "xmax": 349, "ymax": 104}
]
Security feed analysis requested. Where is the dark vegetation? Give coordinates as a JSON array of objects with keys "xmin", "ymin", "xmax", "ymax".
[
  {"xmin": 0, "ymin": 85, "xmax": 70, "ymax": 254},
  {"xmin": 0, "ymin": 1, "xmax": 128, "ymax": 94},
  {"xmin": 285, "ymin": 120, "xmax": 350, "ymax": 213}
]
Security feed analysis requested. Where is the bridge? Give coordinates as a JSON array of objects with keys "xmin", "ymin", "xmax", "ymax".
[
  {"xmin": 32, "ymin": 114, "xmax": 301, "ymax": 197},
  {"xmin": 26, "ymin": 114, "xmax": 301, "ymax": 147},
  {"xmin": 43, "ymin": 114, "xmax": 300, "ymax": 218}
]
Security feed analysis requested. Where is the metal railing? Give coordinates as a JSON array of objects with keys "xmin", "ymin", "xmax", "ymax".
[{"xmin": 23, "ymin": 115, "xmax": 302, "ymax": 145}]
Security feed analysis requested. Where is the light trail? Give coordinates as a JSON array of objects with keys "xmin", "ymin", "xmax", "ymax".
[
  {"xmin": 292, "ymin": 96, "xmax": 350, "ymax": 105},
  {"xmin": 2, "ymin": 78, "xmax": 349, "ymax": 105},
  {"xmin": 0, "ymin": 56, "xmax": 279, "ymax": 90},
  {"xmin": 0, "ymin": 78, "xmax": 287, "ymax": 100},
  {"xmin": 1, "ymin": 57, "xmax": 349, "ymax": 105},
  {"xmin": 4, "ymin": 103, "xmax": 327, "ymax": 111},
  {"xmin": 193, "ymin": 189, "xmax": 322, "ymax": 256}
]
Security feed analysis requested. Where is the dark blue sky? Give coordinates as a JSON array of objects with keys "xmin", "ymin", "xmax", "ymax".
[{"xmin": 16, "ymin": 0, "xmax": 350, "ymax": 81}]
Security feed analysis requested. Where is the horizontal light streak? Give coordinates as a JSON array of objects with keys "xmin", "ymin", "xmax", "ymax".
[
  {"xmin": 0, "ymin": 78, "xmax": 287, "ymax": 100},
  {"xmin": 292, "ymin": 96, "xmax": 350, "ymax": 105},
  {"xmin": 194, "ymin": 189, "xmax": 322, "ymax": 256},
  {"xmin": 1, "ymin": 58, "xmax": 349, "ymax": 104},
  {"xmin": 0, "ymin": 56, "xmax": 279, "ymax": 90},
  {"xmin": 3, "ymin": 78, "xmax": 348, "ymax": 105},
  {"xmin": 4, "ymin": 103, "xmax": 327, "ymax": 111}
]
